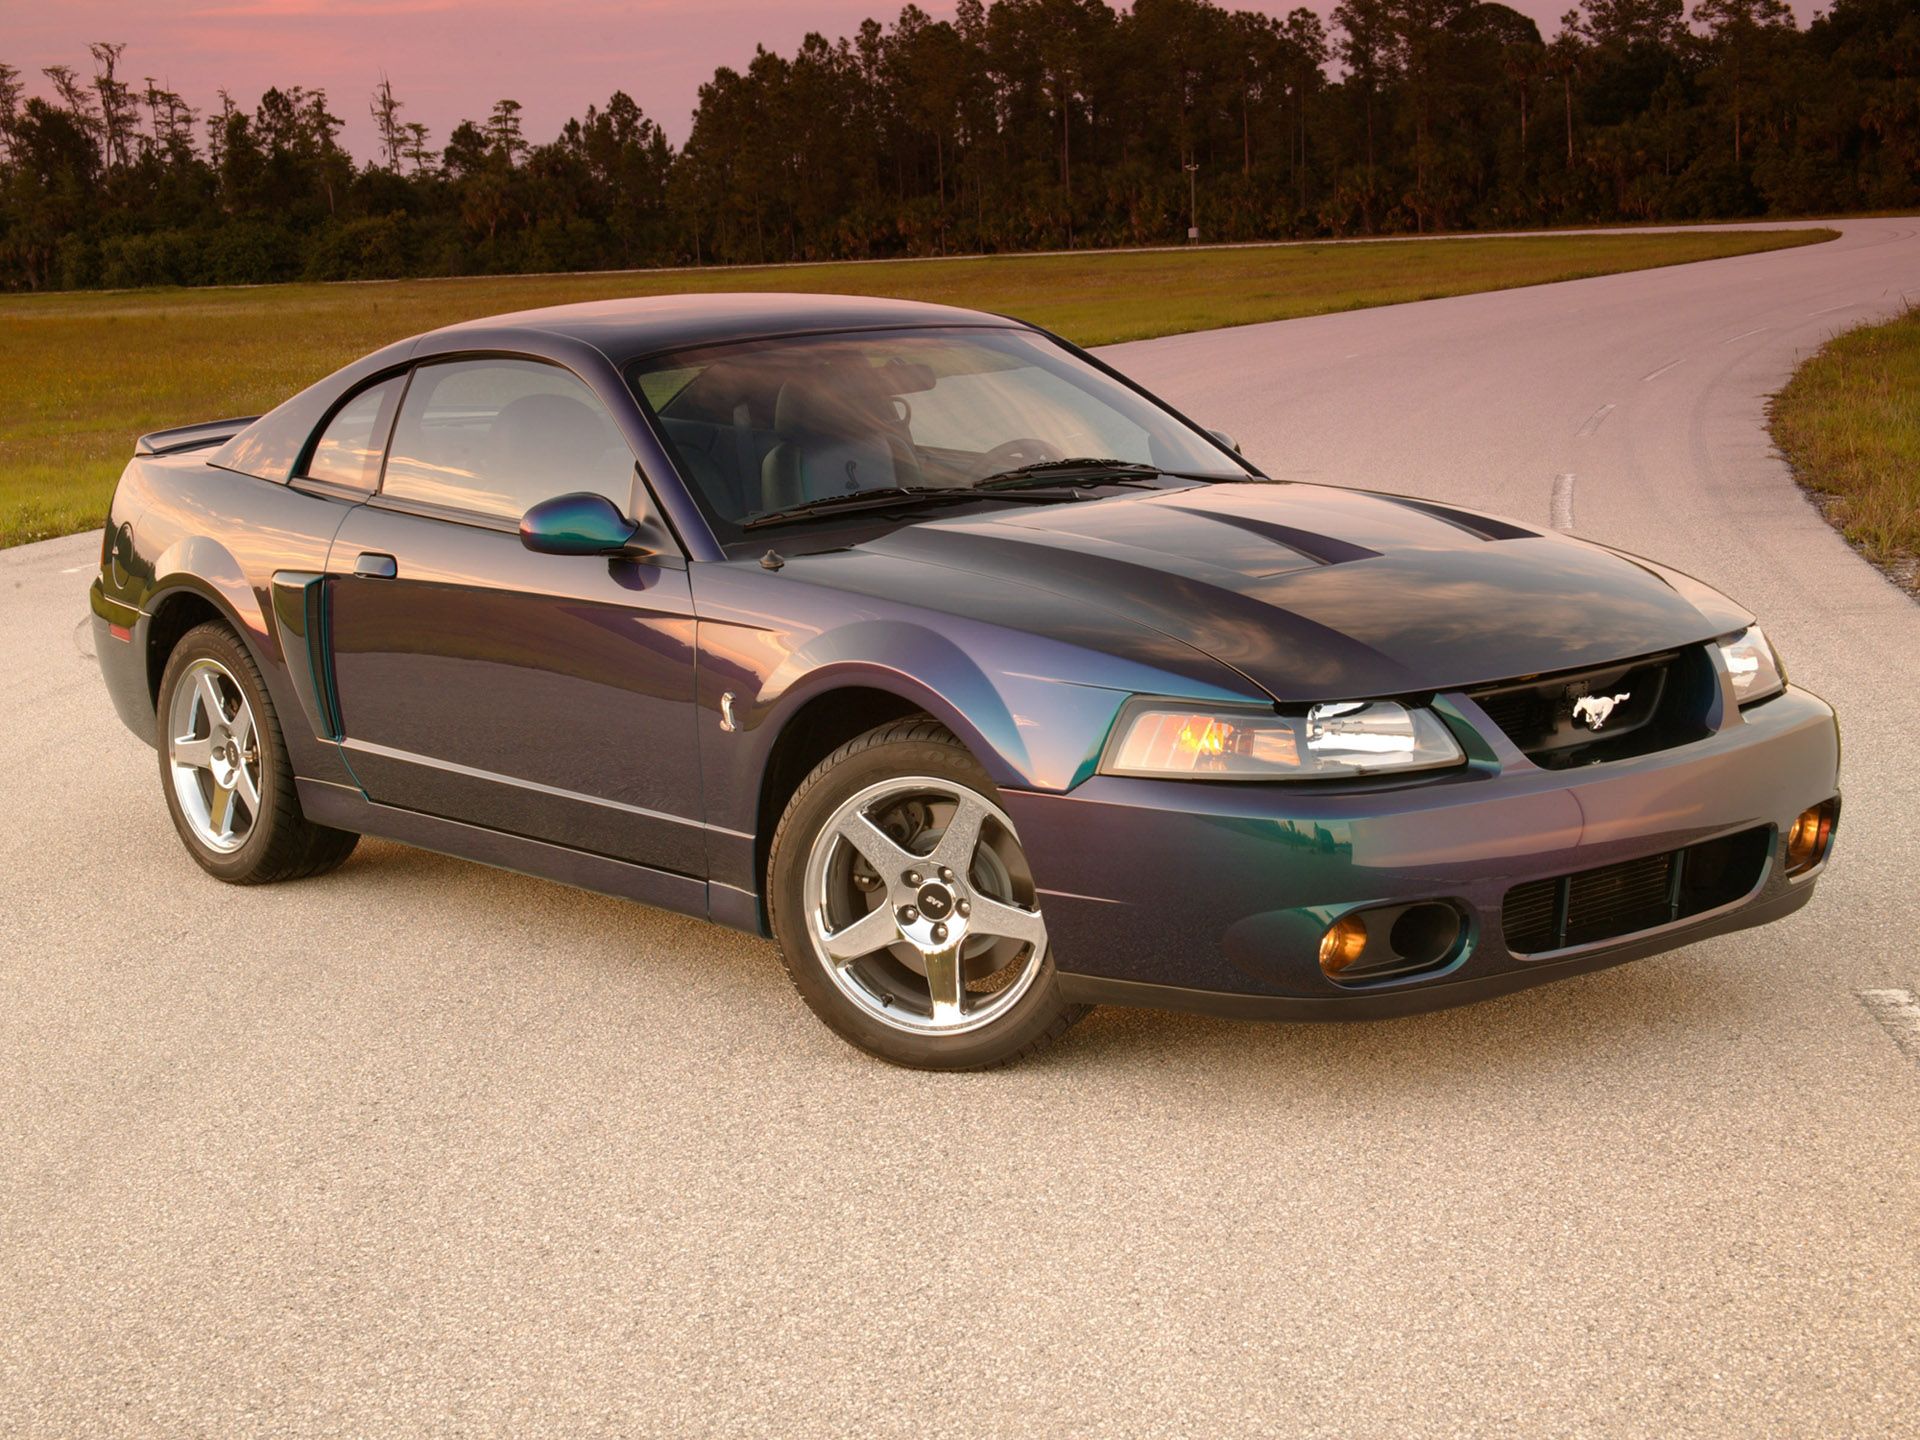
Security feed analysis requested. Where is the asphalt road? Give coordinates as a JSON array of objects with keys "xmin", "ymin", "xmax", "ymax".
[{"xmin": 5, "ymin": 218, "xmax": 1918, "ymax": 1437}]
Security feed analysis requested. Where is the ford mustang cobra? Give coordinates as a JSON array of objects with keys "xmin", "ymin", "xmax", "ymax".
[{"xmin": 89, "ymin": 294, "xmax": 1841, "ymax": 1068}]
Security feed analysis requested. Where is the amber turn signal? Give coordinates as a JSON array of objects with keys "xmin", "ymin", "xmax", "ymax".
[
  {"xmin": 1784, "ymin": 799, "xmax": 1838, "ymax": 876},
  {"xmin": 1318, "ymin": 915, "xmax": 1369, "ymax": 978}
]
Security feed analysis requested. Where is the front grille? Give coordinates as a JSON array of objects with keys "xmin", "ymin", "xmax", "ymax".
[
  {"xmin": 1468, "ymin": 648, "xmax": 1714, "ymax": 770},
  {"xmin": 1501, "ymin": 825, "xmax": 1772, "ymax": 955}
]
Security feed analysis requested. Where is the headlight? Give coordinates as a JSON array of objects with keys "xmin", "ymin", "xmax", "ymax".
[
  {"xmin": 1102, "ymin": 699, "xmax": 1465, "ymax": 781},
  {"xmin": 1717, "ymin": 626, "xmax": 1786, "ymax": 705}
]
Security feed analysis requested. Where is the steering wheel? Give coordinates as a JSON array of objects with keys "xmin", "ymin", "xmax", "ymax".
[{"xmin": 978, "ymin": 437, "xmax": 1065, "ymax": 476}]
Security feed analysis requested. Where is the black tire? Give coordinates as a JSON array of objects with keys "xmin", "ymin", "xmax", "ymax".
[
  {"xmin": 767, "ymin": 717, "xmax": 1086, "ymax": 1070},
  {"xmin": 155, "ymin": 620, "xmax": 359, "ymax": 884}
]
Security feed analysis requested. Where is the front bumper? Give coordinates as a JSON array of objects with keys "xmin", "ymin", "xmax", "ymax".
[{"xmin": 1006, "ymin": 685, "xmax": 1839, "ymax": 1018}]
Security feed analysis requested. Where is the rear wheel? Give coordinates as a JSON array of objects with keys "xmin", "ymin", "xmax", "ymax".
[
  {"xmin": 768, "ymin": 718, "xmax": 1084, "ymax": 1069},
  {"xmin": 156, "ymin": 621, "xmax": 358, "ymax": 884}
]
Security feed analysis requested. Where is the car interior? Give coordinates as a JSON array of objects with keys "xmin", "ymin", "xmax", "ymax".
[
  {"xmin": 652, "ymin": 356, "xmax": 941, "ymax": 520},
  {"xmin": 631, "ymin": 330, "xmax": 1240, "ymax": 529}
]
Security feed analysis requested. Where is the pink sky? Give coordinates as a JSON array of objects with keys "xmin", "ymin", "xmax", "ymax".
[{"xmin": 9, "ymin": 0, "xmax": 1821, "ymax": 160}]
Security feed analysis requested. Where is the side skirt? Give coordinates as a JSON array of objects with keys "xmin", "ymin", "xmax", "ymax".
[{"xmin": 297, "ymin": 777, "xmax": 714, "ymax": 922}]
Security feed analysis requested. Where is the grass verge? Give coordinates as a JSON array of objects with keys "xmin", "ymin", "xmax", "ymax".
[
  {"xmin": 1771, "ymin": 305, "xmax": 1920, "ymax": 598},
  {"xmin": 2, "ymin": 226, "xmax": 1829, "ymax": 549}
]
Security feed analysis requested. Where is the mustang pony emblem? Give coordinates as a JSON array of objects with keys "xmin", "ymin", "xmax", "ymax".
[{"xmin": 1572, "ymin": 692, "xmax": 1632, "ymax": 730}]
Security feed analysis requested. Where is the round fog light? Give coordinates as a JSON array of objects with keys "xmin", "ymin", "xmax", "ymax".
[
  {"xmin": 1319, "ymin": 915, "xmax": 1368, "ymax": 978},
  {"xmin": 1785, "ymin": 800, "xmax": 1837, "ymax": 876}
]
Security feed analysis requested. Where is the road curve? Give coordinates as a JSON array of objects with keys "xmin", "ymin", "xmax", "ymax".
[{"xmin": 4, "ymin": 218, "xmax": 1917, "ymax": 1437}]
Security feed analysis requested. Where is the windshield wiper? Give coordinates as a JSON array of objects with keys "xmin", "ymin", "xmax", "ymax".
[
  {"xmin": 973, "ymin": 457, "xmax": 1248, "ymax": 491},
  {"xmin": 738, "ymin": 485, "xmax": 1075, "ymax": 530},
  {"xmin": 973, "ymin": 457, "xmax": 1165, "ymax": 490},
  {"xmin": 738, "ymin": 455, "xmax": 1227, "ymax": 529}
]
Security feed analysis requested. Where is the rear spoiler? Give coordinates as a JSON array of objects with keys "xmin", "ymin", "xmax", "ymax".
[{"xmin": 135, "ymin": 416, "xmax": 259, "ymax": 457}]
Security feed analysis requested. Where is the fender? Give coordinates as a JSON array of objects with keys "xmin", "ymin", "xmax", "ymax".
[
  {"xmin": 146, "ymin": 535, "xmax": 273, "ymax": 655},
  {"xmin": 689, "ymin": 552, "xmax": 1268, "ymax": 902},
  {"xmin": 94, "ymin": 561, "xmax": 267, "ymax": 751},
  {"xmin": 700, "ymin": 626, "xmax": 1143, "ymax": 932},
  {"xmin": 134, "ymin": 540, "xmax": 350, "ymax": 786},
  {"xmin": 1603, "ymin": 545, "xmax": 1755, "ymax": 637},
  {"xmin": 96, "ymin": 447, "xmax": 361, "ymax": 779},
  {"xmin": 754, "ymin": 619, "xmax": 1132, "ymax": 793},
  {"xmin": 763, "ymin": 622, "xmax": 1029, "ymax": 783}
]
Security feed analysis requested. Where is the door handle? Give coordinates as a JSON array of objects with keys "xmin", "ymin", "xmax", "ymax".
[{"xmin": 353, "ymin": 552, "xmax": 398, "ymax": 580}]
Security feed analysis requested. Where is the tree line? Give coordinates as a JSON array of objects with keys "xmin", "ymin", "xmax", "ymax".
[{"xmin": 1, "ymin": 0, "xmax": 1913, "ymax": 291}]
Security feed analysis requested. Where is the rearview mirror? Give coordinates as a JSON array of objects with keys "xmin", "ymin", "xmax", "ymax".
[
  {"xmin": 880, "ymin": 358, "xmax": 938, "ymax": 394},
  {"xmin": 1208, "ymin": 429, "xmax": 1242, "ymax": 455},
  {"xmin": 519, "ymin": 492, "xmax": 647, "ymax": 557}
]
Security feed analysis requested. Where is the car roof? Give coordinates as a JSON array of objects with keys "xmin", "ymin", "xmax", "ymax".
[
  {"xmin": 210, "ymin": 291, "xmax": 1040, "ymax": 492},
  {"xmin": 425, "ymin": 291, "xmax": 1028, "ymax": 360}
]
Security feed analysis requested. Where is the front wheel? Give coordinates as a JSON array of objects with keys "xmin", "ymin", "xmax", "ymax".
[{"xmin": 767, "ymin": 718, "xmax": 1085, "ymax": 1069}]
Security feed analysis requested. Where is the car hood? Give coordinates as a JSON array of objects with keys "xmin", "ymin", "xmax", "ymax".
[{"xmin": 862, "ymin": 483, "xmax": 1751, "ymax": 701}]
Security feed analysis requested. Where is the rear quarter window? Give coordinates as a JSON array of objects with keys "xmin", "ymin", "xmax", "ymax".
[{"xmin": 303, "ymin": 377, "xmax": 403, "ymax": 490}]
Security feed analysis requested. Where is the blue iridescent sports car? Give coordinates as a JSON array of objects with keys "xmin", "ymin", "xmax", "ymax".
[{"xmin": 91, "ymin": 294, "xmax": 1840, "ymax": 1067}]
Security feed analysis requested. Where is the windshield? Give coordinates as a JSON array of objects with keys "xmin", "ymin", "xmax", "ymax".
[{"xmin": 628, "ymin": 326, "xmax": 1246, "ymax": 535}]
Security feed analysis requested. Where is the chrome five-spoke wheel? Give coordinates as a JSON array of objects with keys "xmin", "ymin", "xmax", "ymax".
[
  {"xmin": 156, "ymin": 622, "xmax": 359, "ymax": 883},
  {"xmin": 803, "ymin": 775, "xmax": 1049, "ymax": 1036},
  {"xmin": 166, "ymin": 656, "xmax": 261, "ymax": 854}
]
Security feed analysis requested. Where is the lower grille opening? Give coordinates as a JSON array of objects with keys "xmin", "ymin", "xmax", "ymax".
[{"xmin": 1501, "ymin": 825, "xmax": 1772, "ymax": 955}]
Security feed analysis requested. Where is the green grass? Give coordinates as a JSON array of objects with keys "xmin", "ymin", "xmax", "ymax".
[
  {"xmin": 0, "ymin": 226, "xmax": 1830, "ymax": 549},
  {"xmin": 1771, "ymin": 304, "xmax": 1920, "ymax": 596}
]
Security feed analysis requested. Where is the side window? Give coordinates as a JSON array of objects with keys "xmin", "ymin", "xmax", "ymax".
[
  {"xmin": 303, "ymin": 376, "xmax": 403, "ymax": 490},
  {"xmin": 382, "ymin": 358, "xmax": 635, "ymax": 521}
]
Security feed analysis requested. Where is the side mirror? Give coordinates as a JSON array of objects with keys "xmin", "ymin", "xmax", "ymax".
[
  {"xmin": 519, "ymin": 492, "xmax": 647, "ymax": 557},
  {"xmin": 1208, "ymin": 429, "xmax": 1242, "ymax": 455}
]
